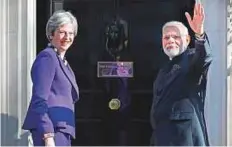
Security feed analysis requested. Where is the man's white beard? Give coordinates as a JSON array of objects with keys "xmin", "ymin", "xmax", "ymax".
[{"xmin": 163, "ymin": 45, "xmax": 187, "ymax": 60}]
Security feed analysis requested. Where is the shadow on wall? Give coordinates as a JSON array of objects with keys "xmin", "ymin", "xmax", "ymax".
[{"xmin": 1, "ymin": 113, "xmax": 30, "ymax": 146}]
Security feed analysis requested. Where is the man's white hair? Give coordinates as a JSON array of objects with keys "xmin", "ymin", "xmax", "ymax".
[{"xmin": 162, "ymin": 21, "xmax": 189, "ymax": 36}]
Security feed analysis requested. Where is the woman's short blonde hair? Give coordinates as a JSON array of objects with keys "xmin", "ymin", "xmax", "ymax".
[{"xmin": 46, "ymin": 10, "xmax": 78, "ymax": 40}]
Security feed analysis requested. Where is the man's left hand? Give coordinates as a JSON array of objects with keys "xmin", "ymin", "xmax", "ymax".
[{"xmin": 185, "ymin": 3, "xmax": 205, "ymax": 35}]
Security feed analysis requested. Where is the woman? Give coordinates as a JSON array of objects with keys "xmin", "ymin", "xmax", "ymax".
[{"xmin": 22, "ymin": 10, "xmax": 79, "ymax": 146}]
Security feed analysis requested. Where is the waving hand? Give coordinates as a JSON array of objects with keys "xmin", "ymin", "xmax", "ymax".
[{"xmin": 185, "ymin": 3, "xmax": 205, "ymax": 35}]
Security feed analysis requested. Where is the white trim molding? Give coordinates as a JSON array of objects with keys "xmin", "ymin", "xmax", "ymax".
[
  {"xmin": 227, "ymin": 0, "xmax": 232, "ymax": 145},
  {"xmin": 203, "ymin": 0, "xmax": 227, "ymax": 146},
  {"xmin": 0, "ymin": 0, "xmax": 36, "ymax": 146}
]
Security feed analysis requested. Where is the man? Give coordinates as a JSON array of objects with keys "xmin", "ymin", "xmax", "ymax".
[{"xmin": 150, "ymin": 3, "xmax": 212, "ymax": 146}]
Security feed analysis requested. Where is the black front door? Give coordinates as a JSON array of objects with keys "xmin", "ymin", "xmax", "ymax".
[{"xmin": 37, "ymin": 0, "xmax": 194, "ymax": 145}]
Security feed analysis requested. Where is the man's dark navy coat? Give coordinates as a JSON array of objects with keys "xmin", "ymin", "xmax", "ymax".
[{"xmin": 150, "ymin": 36, "xmax": 212, "ymax": 146}]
